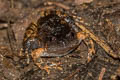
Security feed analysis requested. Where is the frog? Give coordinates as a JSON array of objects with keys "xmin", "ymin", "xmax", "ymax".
[{"xmin": 22, "ymin": 9, "xmax": 89, "ymax": 73}]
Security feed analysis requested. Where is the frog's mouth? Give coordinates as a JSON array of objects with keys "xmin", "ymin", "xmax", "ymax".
[
  {"xmin": 36, "ymin": 10, "xmax": 81, "ymax": 57},
  {"xmin": 40, "ymin": 40, "xmax": 81, "ymax": 57}
]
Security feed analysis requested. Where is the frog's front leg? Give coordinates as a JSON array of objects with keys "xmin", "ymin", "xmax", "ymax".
[
  {"xmin": 76, "ymin": 32, "xmax": 95, "ymax": 63},
  {"xmin": 84, "ymin": 37, "xmax": 95, "ymax": 62},
  {"xmin": 31, "ymin": 48, "xmax": 62, "ymax": 74}
]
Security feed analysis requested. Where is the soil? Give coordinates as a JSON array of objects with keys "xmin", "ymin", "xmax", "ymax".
[{"xmin": 0, "ymin": 0, "xmax": 120, "ymax": 80}]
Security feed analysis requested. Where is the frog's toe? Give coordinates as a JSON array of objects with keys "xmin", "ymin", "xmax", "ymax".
[{"xmin": 35, "ymin": 61, "xmax": 62, "ymax": 74}]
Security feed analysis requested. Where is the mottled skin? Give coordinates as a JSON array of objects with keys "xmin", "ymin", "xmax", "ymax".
[
  {"xmin": 23, "ymin": 9, "xmax": 93, "ymax": 73},
  {"xmin": 23, "ymin": 9, "xmax": 82, "ymax": 57}
]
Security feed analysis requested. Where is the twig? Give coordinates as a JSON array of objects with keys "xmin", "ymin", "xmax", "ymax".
[
  {"xmin": 98, "ymin": 68, "xmax": 106, "ymax": 80},
  {"xmin": 10, "ymin": 0, "xmax": 14, "ymax": 8},
  {"xmin": 64, "ymin": 69, "xmax": 80, "ymax": 80},
  {"xmin": 38, "ymin": 6, "xmax": 55, "ymax": 11},
  {"xmin": 45, "ymin": 1, "xmax": 70, "ymax": 10},
  {"xmin": 7, "ymin": 21, "xmax": 18, "ymax": 54}
]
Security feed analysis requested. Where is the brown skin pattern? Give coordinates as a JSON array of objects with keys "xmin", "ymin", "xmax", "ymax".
[
  {"xmin": 23, "ymin": 9, "xmax": 83, "ymax": 57},
  {"xmin": 22, "ymin": 9, "xmax": 94, "ymax": 73}
]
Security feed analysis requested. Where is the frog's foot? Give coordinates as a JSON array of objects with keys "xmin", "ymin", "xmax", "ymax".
[
  {"xmin": 31, "ymin": 48, "xmax": 63, "ymax": 74},
  {"xmin": 84, "ymin": 38, "xmax": 95, "ymax": 63},
  {"xmin": 35, "ymin": 61, "xmax": 62, "ymax": 74},
  {"xmin": 76, "ymin": 32, "xmax": 95, "ymax": 62}
]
